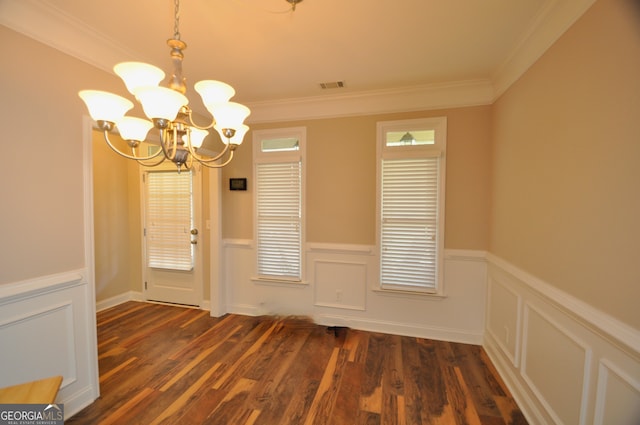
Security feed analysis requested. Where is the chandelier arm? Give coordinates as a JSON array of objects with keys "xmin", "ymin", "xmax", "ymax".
[
  {"xmin": 184, "ymin": 110, "xmax": 216, "ymax": 131},
  {"xmin": 186, "ymin": 140, "xmax": 230, "ymax": 164},
  {"xmin": 196, "ymin": 147, "xmax": 235, "ymax": 169},
  {"xmin": 185, "ymin": 152, "xmax": 194, "ymax": 170},
  {"xmin": 159, "ymin": 128, "xmax": 179, "ymax": 161},
  {"xmin": 133, "ymin": 150, "xmax": 168, "ymax": 167},
  {"xmin": 103, "ymin": 131, "xmax": 165, "ymax": 161}
]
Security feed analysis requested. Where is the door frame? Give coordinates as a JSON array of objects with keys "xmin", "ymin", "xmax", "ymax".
[
  {"xmin": 140, "ymin": 164, "xmax": 203, "ymax": 307},
  {"xmin": 208, "ymin": 166, "xmax": 225, "ymax": 317},
  {"xmin": 85, "ymin": 117, "xmax": 225, "ymax": 314}
]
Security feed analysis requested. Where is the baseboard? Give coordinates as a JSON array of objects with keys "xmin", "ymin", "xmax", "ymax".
[
  {"xmin": 96, "ymin": 291, "xmax": 142, "ymax": 312},
  {"xmin": 315, "ymin": 313, "xmax": 484, "ymax": 345},
  {"xmin": 226, "ymin": 304, "xmax": 483, "ymax": 344},
  {"xmin": 227, "ymin": 303, "xmax": 264, "ymax": 317},
  {"xmin": 97, "ymin": 291, "xmax": 215, "ymax": 312},
  {"xmin": 200, "ymin": 299, "xmax": 211, "ymax": 311},
  {"xmin": 61, "ymin": 384, "xmax": 99, "ymax": 420}
]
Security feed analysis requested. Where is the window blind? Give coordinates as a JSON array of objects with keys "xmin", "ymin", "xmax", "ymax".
[
  {"xmin": 256, "ymin": 161, "xmax": 302, "ymax": 279},
  {"xmin": 146, "ymin": 170, "xmax": 194, "ymax": 271},
  {"xmin": 380, "ymin": 157, "xmax": 439, "ymax": 290}
]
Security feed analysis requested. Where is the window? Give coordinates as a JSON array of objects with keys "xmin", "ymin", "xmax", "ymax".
[
  {"xmin": 145, "ymin": 170, "xmax": 194, "ymax": 271},
  {"xmin": 377, "ymin": 118, "xmax": 447, "ymax": 294},
  {"xmin": 253, "ymin": 127, "xmax": 306, "ymax": 282}
]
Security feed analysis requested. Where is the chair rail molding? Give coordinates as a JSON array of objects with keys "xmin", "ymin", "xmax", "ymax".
[
  {"xmin": 0, "ymin": 269, "xmax": 99, "ymax": 418},
  {"xmin": 484, "ymin": 252, "xmax": 640, "ymax": 425}
]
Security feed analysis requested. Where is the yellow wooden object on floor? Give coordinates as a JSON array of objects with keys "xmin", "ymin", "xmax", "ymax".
[{"xmin": 0, "ymin": 376, "xmax": 62, "ymax": 404}]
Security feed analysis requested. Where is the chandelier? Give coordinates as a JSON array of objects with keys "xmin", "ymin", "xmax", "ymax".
[{"xmin": 79, "ymin": 0, "xmax": 250, "ymax": 171}]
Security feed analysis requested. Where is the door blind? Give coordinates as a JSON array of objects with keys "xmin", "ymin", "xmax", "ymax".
[
  {"xmin": 256, "ymin": 161, "xmax": 302, "ymax": 279},
  {"xmin": 380, "ymin": 157, "xmax": 439, "ymax": 290},
  {"xmin": 146, "ymin": 170, "xmax": 194, "ymax": 271}
]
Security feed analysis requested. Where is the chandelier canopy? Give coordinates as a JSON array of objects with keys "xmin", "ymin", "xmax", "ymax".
[{"xmin": 79, "ymin": 0, "xmax": 250, "ymax": 170}]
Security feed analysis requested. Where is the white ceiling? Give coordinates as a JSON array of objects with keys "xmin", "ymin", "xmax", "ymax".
[{"xmin": 1, "ymin": 0, "xmax": 595, "ymax": 121}]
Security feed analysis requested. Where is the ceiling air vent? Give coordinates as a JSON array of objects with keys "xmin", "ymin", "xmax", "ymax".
[{"xmin": 319, "ymin": 81, "xmax": 345, "ymax": 90}]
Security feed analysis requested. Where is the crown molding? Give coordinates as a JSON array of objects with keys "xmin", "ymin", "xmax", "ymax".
[
  {"xmin": 491, "ymin": 0, "xmax": 597, "ymax": 100},
  {"xmin": 0, "ymin": 0, "xmax": 146, "ymax": 74},
  {"xmin": 2, "ymin": 0, "xmax": 598, "ymax": 120},
  {"xmin": 245, "ymin": 80, "xmax": 495, "ymax": 123}
]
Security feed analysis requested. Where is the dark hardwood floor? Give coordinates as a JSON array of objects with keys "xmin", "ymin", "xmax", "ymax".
[{"xmin": 66, "ymin": 302, "xmax": 527, "ymax": 424}]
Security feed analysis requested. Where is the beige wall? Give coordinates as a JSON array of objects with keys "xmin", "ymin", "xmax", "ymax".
[
  {"xmin": 4, "ymin": 0, "xmax": 636, "ymax": 331},
  {"xmin": 222, "ymin": 106, "xmax": 492, "ymax": 250},
  {"xmin": 0, "ymin": 25, "xmax": 209, "ymax": 300},
  {"xmin": 0, "ymin": 26, "xmax": 130, "ymax": 285},
  {"xmin": 92, "ymin": 131, "xmax": 142, "ymax": 301},
  {"xmin": 490, "ymin": 0, "xmax": 640, "ymax": 328}
]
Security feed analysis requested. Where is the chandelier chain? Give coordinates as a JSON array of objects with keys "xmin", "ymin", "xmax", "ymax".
[
  {"xmin": 78, "ymin": 0, "xmax": 251, "ymax": 170},
  {"xmin": 173, "ymin": 0, "xmax": 181, "ymax": 40}
]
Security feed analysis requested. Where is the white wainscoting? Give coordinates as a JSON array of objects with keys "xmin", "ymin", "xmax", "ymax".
[
  {"xmin": 485, "ymin": 254, "xmax": 640, "ymax": 425},
  {"xmin": 0, "ymin": 269, "xmax": 99, "ymax": 418},
  {"xmin": 223, "ymin": 240, "xmax": 487, "ymax": 344}
]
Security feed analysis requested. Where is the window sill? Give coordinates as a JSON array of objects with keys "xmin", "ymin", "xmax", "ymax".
[
  {"xmin": 251, "ymin": 277, "xmax": 309, "ymax": 288},
  {"xmin": 372, "ymin": 287, "xmax": 447, "ymax": 300}
]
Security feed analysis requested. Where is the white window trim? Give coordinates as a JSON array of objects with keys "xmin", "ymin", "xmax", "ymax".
[
  {"xmin": 252, "ymin": 127, "xmax": 307, "ymax": 284},
  {"xmin": 376, "ymin": 117, "xmax": 447, "ymax": 296}
]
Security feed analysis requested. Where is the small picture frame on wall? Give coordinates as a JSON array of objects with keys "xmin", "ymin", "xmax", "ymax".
[{"xmin": 229, "ymin": 178, "xmax": 247, "ymax": 191}]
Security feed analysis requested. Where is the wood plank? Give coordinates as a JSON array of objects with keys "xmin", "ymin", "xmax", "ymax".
[
  {"xmin": 65, "ymin": 302, "xmax": 528, "ymax": 425},
  {"xmin": 206, "ymin": 378, "xmax": 258, "ymax": 425},
  {"xmin": 244, "ymin": 319, "xmax": 310, "ymax": 411},
  {"xmin": 149, "ymin": 363, "xmax": 222, "ymax": 425},
  {"xmin": 362, "ymin": 333, "xmax": 386, "ymax": 397},
  {"xmin": 212, "ymin": 321, "xmax": 277, "ymax": 390},
  {"xmin": 99, "ymin": 357, "xmax": 137, "ymax": 384},
  {"xmin": 495, "ymin": 396, "xmax": 529, "ymax": 425},
  {"xmin": 279, "ymin": 331, "xmax": 334, "ymax": 424},
  {"xmin": 454, "ymin": 365, "xmax": 484, "ymax": 425},
  {"xmin": 303, "ymin": 347, "xmax": 348, "ymax": 425},
  {"xmin": 252, "ymin": 324, "xmax": 327, "ymax": 424},
  {"xmin": 416, "ymin": 338, "xmax": 448, "ymax": 420},
  {"xmin": 381, "ymin": 334, "xmax": 404, "ymax": 425},
  {"xmin": 96, "ymin": 387, "xmax": 156, "ymax": 425},
  {"xmin": 383, "ymin": 334, "xmax": 404, "ymax": 396},
  {"xmin": 400, "ymin": 336, "xmax": 429, "ymax": 424},
  {"xmin": 451, "ymin": 343, "xmax": 505, "ymax": 421},
  {"xmin": 328, "ymin": 361, "xmax": 363, "ymax": 424},
  {"xmin": 159, "ymin": 325, "xmax": 242, "ymax": 392},
  {"xmin": 172, "ymin": 386, "xmax": 224, "ymax": 424}
]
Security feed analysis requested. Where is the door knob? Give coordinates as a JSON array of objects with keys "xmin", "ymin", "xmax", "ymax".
[{"xmin": 191, "ymin": 229, "xmax": 198, "ymax": 235}]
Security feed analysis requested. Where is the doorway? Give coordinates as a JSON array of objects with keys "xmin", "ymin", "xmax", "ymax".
[
  {"xmin": 141, "ymin": 167, "xmax": 203, "ymax": 306},
  {"xmin": 91, "ymin": 129, "xmax": 205, "ymax": 308}
]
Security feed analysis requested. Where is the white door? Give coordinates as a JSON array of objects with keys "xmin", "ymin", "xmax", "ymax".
[{"xmin": 141, "ymin": 165, "xmax": 202, "ymax": 306}]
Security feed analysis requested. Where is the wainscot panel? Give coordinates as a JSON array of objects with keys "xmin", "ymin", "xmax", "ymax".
[
  {"xmin": 0, "ymin": 269, "xmax": 99, "ymax": 418},
  {"xmin": 487, "ymin": 275, "xmax": 521, "ymax": 366},
  {"xmin": 313, "ymin": 260, "xmax": 367, "ymax": 311},
  {"xmin": 223, "ymin": 241, "xmax": 486, "ymax": 344},
  {"xmin": 484, "ymin": 253, "xmax": 640, "ymax": 425},
  {"xmin": 594, "ymin": 359, "xmax": 640, "ymax": 425},
  {"xmin": 521, "ymin": 303, "xmax": 591, "ymax": 425}
]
